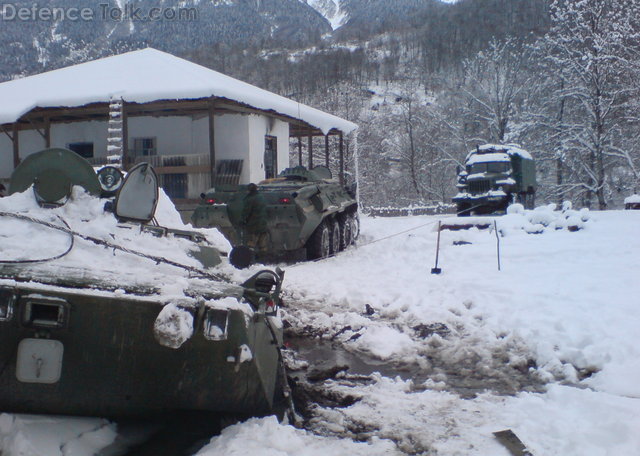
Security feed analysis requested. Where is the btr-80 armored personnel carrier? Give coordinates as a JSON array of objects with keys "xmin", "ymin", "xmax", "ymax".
[
  {"xmin": 453, "ymin": 144, "xmax": 537, "ymax": 216},
  {"xmin": 0, "ymin": 148, "xmax": 287, "ymax": 418},
  {"xmin": 192, "ymin": 166, "xmax": 359, "ymax": 266}
]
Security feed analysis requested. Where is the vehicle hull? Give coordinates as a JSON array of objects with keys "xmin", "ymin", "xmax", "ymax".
[{"xmin": 0, "ymin": 282, "xmax": 280, "ymax": 418}]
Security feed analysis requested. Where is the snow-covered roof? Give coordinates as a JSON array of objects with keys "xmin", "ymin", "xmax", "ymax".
[
  {"xmin": 466, "ymin": 144, "xmax": 532, "ymax": 162},
  {"xmin": 624, "ymin": 194, "xmax": 640, "ymax": 204},
  {"xmin": 466, "ymin": 152, "xmax": 511, "ymax": 165},
  {"xmin": 0, "ymin": 48, "xmax": 357, "ymax": 135}
]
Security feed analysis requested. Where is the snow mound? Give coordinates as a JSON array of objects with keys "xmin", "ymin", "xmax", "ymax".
[
  {"xmin": 153, "ymin": 302, "xmax": 194, "ymax": 349},
  {"xmin": 195, "ymin": 416, "xmax": 398, "ymax": 456},
  {"xmin": 0, "ymin": 414, "xmax": 116, "ymax": 456},
  {"xmin": 506, "ymin": 203, "xmax": 524, "ymax": 215}
]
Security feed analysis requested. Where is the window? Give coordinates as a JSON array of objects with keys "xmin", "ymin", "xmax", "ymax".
[
  {"xmin": 487, "ymin": 162, "xmax": 510, "ymax": 173},
  {"xmin": 471, "ymin": 162, "xmax": 510, "ymax": 174},
  {"xmin": 133, "ymin": 137, "xmax": 157, "ymax": 156},
  {"xmin": 68, "ymin": 142, "xmax": 94, "ymax": 159},
  {"xmin": 264, "ymin": 136, "xmax": 277, "ymax": 179}
]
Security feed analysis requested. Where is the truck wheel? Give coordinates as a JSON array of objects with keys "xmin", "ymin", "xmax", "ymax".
[
  {"xmin": 306, "ymin": 222, "xmax": 330, "ymax": 259},
  {"xmin": 528, "ymin": 191, "xmax": 536, "ymax": 210},
  {"xmin": 338, "ymin": 215, "xmax": 352, "ymax": 250},
  {"xmin": 330, "ymin": 219, "xmax": 341, "ymax": 254},
  {"xmin": 457, "ymin": 204, "xmax": 471, "ymax": 217}
]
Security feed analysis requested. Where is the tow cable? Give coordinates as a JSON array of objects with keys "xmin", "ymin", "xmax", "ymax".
[{"xmin": 0, "ymin": 211, "xmax": 226, "ymax": 281}]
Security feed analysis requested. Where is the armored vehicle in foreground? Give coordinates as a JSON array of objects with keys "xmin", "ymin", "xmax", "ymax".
[
  {"xmin": 0, "ymin": 148, "xmax": 286, "ymax": 418},
  {"xmin": 453, "ymin": 144, "xmax": 537, "ymax": 216},
  {"xmin": 192, "ymin": 166, "xmax": 359, "ymax": 266}
]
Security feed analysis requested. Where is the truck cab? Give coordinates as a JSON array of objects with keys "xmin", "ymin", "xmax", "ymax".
[{"xmin": 453, "ymin": 144, "xmax": 536, "ymax": 216}]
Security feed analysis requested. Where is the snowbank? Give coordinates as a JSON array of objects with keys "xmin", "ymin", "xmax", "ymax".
[
  {"xmin": 196, "ymin": 416, "xmax": 398, "ymax": 456},
  {"xmin": 0, "ymin": 414, "xmax": 116, "ymax": 456},
  {"xmin": 278, "ymin": 208, "xmax": 640, "ymax": 454}
]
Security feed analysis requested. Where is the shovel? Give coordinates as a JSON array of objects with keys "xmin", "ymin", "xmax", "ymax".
[{"xmin": 431, "ymin": 221, "xmax": 442, "ymax": 274}]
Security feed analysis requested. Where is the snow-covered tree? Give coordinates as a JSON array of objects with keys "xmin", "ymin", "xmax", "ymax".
[
  {"xmin": 460, "ymin": 37, "xmax": 532, "ymax": 143},
  {"xmin": 538, "ymin": 0, "xmax": 640, "ymax": 208}
]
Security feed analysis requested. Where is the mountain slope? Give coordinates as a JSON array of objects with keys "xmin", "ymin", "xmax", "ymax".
[{"xmin": 0, "ymin": 0, "xmax": 332, "ymax": 80}]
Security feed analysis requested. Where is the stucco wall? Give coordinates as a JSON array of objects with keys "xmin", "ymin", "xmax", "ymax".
[{"xmin": 0, "ymin": 113, "xmax": 291, "ymax": 183}]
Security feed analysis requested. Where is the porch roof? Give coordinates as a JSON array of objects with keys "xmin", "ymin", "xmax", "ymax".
[{"xmin": 0, "ymin": 48, "xmax": 357, "ymax": 136}]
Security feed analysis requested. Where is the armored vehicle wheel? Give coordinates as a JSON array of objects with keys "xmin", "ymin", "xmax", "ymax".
[
  {"xmin": 329, "ymin": 219, "xmax": 341, "ymax": 254},
  {"xmin": 349, "ymin": 213, "xmax": 360, "ymax": 241},
  {"xmin": 306, "ymin": 222, "xmax": 331, "ymax": 259},
  {"xmin": 338, "ymin": 215, "xmax": 353, "ymax": 250}
]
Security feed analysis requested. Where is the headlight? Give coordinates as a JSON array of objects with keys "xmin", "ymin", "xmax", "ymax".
[
  {"xmin": 204, "ymin": 309, "xmax": 229, "ymax": 341},
  {"xmin": 22, "ymin": 295, "xmax": 68, "ymax": 329},
  {"xmin": 0, "ymin": 290, "xmax": 16, "ymax": 321}
]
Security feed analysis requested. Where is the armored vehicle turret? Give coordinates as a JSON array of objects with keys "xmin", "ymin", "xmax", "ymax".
[
  {"xmin": 0, "ymin": 148, "xmax": 287, "ymax": 418},
  {"xmin": 192, "ymin": 165, "xmax": 359, "ymax": 266},
  {"xmin": 453, "ymin": 144, "xmax": 537, "ymax": 216}
]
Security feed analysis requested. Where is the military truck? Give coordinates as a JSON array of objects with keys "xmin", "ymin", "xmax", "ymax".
[
  {"xmin": 0, "ymin": 148, "xmax": 288, "ymax": 418},
  {"xmin": 192, "ymin": 165, "xmax": 359, "ymax": 266},
  {"xmin": 453, "ymin": 144, "xmax": 537, "ymax": 216}
]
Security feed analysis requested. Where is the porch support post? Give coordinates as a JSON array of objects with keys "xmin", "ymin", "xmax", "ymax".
[
  {"xmin": 44, "ymin": 116, "xmax": 51, "ymax": 148},
  {"xmin": 339, "ymin": 132, "xmax": 344, "ymax": 186},
  {"xmin": 308, "ymin": 133, "xmax": 313, "ymax": 169},
  {"xmin": 12, "ymin": 122, "xmax": 19, "ymax": 169},
  {"xmin": 298, "ymin": 136, "xmax": 302, "ymax": 166},
  {"xmin": 208, "ymin": 98, "xmax": 217, "ymax": 184},
  {"xmin": 324, "ymin": 134, "xmax": 329, "ymax": 168},
  {"xmin": 121, "ymin": 104, "xmax": 129, "ymax": 169}
]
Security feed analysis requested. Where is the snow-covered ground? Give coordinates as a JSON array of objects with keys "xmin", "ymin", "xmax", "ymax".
[
  {"xmin": 202, "ymin": 207, "xmax": 640, "ymax": 455},
  {"xmin": 2, "ymin": 203, "xmax": 639, "ymax": 455}
]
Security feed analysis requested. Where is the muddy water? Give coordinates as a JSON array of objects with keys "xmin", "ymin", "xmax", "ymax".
[{"xmin": 287, "ymin": 336, "xmax": 545, "ymax": 399}]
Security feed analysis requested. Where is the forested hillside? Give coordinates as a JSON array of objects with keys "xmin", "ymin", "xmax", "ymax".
[
  {"xmin": 190, "ymin": 0, "xmax": 639, "ymax": 209},
  {"xmin": 2, "ymin": 0, "xmax": 638, "ymax": 208}
]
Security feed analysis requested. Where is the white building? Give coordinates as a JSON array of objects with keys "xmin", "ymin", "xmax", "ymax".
[{"xmin": 0, "ymin": 48, "xmax": 357, "ymax": 201}]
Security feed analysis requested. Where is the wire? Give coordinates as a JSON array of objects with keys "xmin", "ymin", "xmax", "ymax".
[
  {"xmin": 0, "ymin": 215, "xmax": 74, "ymax": 264},
  {"xmin": 0, "ymin": 211, "xmax": 226, "ymax": 282},
  {"xmin": 287, "ymin": 203, "xmax": 487, "ymax": 268}
]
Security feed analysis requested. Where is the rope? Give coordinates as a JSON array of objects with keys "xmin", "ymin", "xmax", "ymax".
[
  {"xmin": 0, "ymin": 215, "xmax": 74, "ymax": 264},
  {"xmin": 0, "ymin": 211, "xmax": 226, "ymax": 282}
]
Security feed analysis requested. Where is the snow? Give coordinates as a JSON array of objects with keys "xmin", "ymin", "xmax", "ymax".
[
  {"xmin": 624, "ymin": 194, "xmax": 640, "ymax": 204},
  {"xmin": 304, "ymin": 0, "xmax": 348, "ymax": 30},
  {"xmin": 196, "ymin": 416, "xmax": 397, "ymax": 456},
  {"xmin": 0, "ymin": 414, "xmax": 116, "ymax": 456},
  {"xmin": 466, "ymin": 144, "xmax": 533, "ymax": 161},
  {"xmin": 2, "ymin": 206, "xmax": 640, "ymax": 455},
  {"xmin": 153, "ymin": 302, "xmax": 195, "ymax": 349},
  {"xmin": 238, "ymin": 344, "xmax": 253, "ymax": 363},
  {"xmin": 273, "ymin": 208, "xmax": 640, "ymax": 454},
  {"xmin": 466, "ymin": 152, "xmax": 511, "ymax": 165},
  {"xmin": 0, "ymin": 48, "xmax": 357, "ymax": 136},
  {"xmin": 0, "ymin": 185, "xmax": 236, "ymax": 299}
]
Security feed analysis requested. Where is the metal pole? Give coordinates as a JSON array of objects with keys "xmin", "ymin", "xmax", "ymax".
[
  {"xmin": 494, "ymin": 220, "xmax": 501, "ymax": 271},
  {"xmin": 308, "ymin": 134, "xmax": 313, "ymax": 169},
  {"xmin": 297, "ymin": 136, "xmax": 302, "ymax": 166}
]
